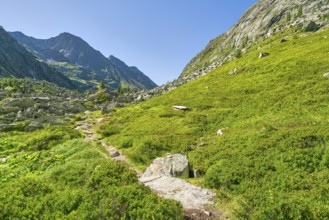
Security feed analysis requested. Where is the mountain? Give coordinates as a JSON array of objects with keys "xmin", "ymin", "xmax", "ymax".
[
  {"xmin": 9, "ymin": 31, "xmax": 157, "ymax": 90},
  {"xmin": 181, "ymin": 0, "xmax": 329, "ymax": 77},
  {"xmin": 0, "ymin": 26, "xmax": 75, "ymax": 89}
]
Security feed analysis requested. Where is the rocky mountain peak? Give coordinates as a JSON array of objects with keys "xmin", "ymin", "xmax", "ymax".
[{"xmin": 0, "ymin": 26, "xmax": 75, "ymax": 89}]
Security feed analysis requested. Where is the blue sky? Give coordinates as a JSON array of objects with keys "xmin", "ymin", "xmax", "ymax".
[{"xmin": 0, "ymin": 0, "xmax": 258, "ymax": 85}]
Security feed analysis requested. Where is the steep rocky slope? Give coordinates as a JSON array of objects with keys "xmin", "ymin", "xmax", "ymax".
[
  {"xmin": 0, "ymin": 26, "xmax": 75, "ymax": 89},
  {"xmin": 10, "ymin": 31, "xmax": 157, "ymax": 90},
  {"xmin": 182, "ymin": 0, "xmax": 329, "ymax": 77}
]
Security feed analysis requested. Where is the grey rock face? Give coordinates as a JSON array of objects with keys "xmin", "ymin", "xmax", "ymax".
[
  {"xmin": 182, "ymin": 0, "xmax": 329, "ymax": 77},
  {"xmin": 141, "ymin": 154, "xmax": 190, "ymax": 178}
]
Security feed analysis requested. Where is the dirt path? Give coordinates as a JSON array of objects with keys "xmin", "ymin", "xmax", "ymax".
[
  {"xmin": 75, "ymin": 117, "xmax": 142, "ymax": 176},
  {"xmin": 75, "ymin": 116, "xmax": 224, "ymax": 219}
]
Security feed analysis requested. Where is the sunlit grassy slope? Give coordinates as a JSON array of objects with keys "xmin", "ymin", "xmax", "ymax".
[{"xmin": 99, "ymin": 29, "xmax": 329, "ymax": 218}]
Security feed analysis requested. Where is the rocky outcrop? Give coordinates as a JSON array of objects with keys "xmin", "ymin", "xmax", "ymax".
[
  {"xmin": 141, "ymin": 154, "xmax": 189, "ymax": 178},
  {"xmin": 140, "ymin": 154, "xmax": 216, "ymax": 210},
  {"xmin": 182, "ymin": 0, "xmax": 329, "ymax": 77},
  {"xmin": 140, "ymin": 175, "xmax": 216, "ymax": 210}
]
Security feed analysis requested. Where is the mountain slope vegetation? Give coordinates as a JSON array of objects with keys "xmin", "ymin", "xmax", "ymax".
[
  {"xmin": 97, "ymin": 28, "xmax": 329, "ymax": 218},
  {"xmin": 182, "ymin": 0, "xmax": 329, "ymax": 77},
  {"xmin": 0, "ymin": 125, "xmax": 183, "ymax": 219}
]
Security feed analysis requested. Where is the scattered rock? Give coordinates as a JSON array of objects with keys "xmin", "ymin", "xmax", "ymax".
[
  {"xmin": 203, "ymin": 210, "xmax": 211, "ymax": 216},
  {"xmin": 110, "ymin": 150, "xmax": 120, "ymax": 158},
  {"xmin": 198, "ymin": 142, "xmax": 205, "ymax": 147},
  {"xmin": 141, "ymin": 154, "xmax": 190, "ymax": 178},
  {"xmin": 24, "ymin": 121, "xmax": 44, "ymax": 132},
  {"xmin": 0, "ymin": 123, "xmax": 20, "ymax": 132},
  {"xmin": 217, "ymin": 129, "xmax": 223, "ymax": 136},
  {"xmin": 229, "ymin": 68, "xmax": 238, "ymax": 75},
  {"xmin": 172, "ymin": 105, "xmax": 191, "ymax": 111},
  {"xmin": 323, "ymin": 72, "xmax": 329, "ymax": 77},
  {"xmin": 280, "ymin": 38, "xmax": 287, "ymax": 43},
  {"xmin": 259, "ymin": 52, "xmax": 269, "ymax": 59}
]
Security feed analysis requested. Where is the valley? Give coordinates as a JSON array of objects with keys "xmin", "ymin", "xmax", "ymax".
[{"xmin": 1, "ymin": 0, "xmax": 329, "ymax": 219}]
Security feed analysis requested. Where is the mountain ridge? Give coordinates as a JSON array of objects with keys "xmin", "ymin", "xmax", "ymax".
[
  {"xmin": 181, "ymin": 0, "xmax": 329, "ymax": 78},
  {"xmin": 9, "ymin": 31, "xmax": 157, "ymax": 90},
  {"xmin": 0, "ymin": 27, "xmax": 75, "ymax": 89}
]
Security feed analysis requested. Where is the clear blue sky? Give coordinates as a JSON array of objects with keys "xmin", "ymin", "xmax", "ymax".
[{"xmin": 0, "ymin": 0, "xmax": 258, "ymax": 85}]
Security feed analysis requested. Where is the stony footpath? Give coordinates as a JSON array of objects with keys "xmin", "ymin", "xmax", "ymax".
[{"xmin": 75, "ymin": 116, "xmax": 224, "ymax": 219}]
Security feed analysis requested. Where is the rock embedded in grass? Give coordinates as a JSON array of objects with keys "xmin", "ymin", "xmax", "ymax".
[
  {"xmin": 172, "ymin": 105, "xmax": 191, "ymax": 111},
  {"xmin": 141, "ymin": 153, "xmax": 190, "ymax": 178},
  {"xmin": 259, "ymin": 52, "xmax": 269, "ymax": 59}
]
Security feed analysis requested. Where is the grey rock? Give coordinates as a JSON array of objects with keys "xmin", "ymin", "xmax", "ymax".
[
  {"xmin": 259, "ymin": 52, "xmax": 269, "ymax": 59},
  {"xmin": 172, "ymin": 105, "xmax": 191, "ymax": 111},
  {"xmin": 24, "ymin": 121, "xmax": 44, "ymax": 132},
  {"xmin": 217, "ymin": 129, "xmax": 224, "ymax": 136},
  {"xmin": 229, "ymin": 68, "xmax": 238, "ymax": 75},
  {"xmin": 203, "ymin": 210, "xmax": 211, "ymax": 216},
  {"xmin": 139, "ymin": 175, "xmax": 215, "ymax": 209},
  {"xmin": 198, "ymin": 142, "xmax": 205, "ymax": 147},
  {"xmin": 0, "ymin": 123, "xmax": 20, "ymax": 132},
  {"xmin": 323, "ymin": 72, "xmax": 329, "ymax": 77},
  {"xmin": 0, "ymin": 107, "xmax": 20, "ymax": 114},
  {"xmin": 141, "ymin": 154, "xmax": 190, "ymax": 178},
  {"xmin": 110, "ymin": 151, "xmax": 120, "ymax": 158}
]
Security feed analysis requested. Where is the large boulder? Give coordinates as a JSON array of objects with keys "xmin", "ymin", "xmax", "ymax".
[{"xmin": 141, "ymin": 154, "xmax": 189, "ymax": 178}]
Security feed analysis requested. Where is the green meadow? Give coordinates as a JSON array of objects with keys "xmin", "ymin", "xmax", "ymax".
[{"xmin": 98, "ymin": 29, "xmax": 329, "ymax": 219}]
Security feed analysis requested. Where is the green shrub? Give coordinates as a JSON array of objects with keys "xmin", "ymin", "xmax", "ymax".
[
  {"xmin": 286, "ymin": 11, "xmax": 291, "ymax": 22},
  {"xmin": 98, "ymin": 123, "xmax": 120, "ymax": 137},
  {"xmin": 130, "ymin": 138, "xmax": 172, "ymax": 165},
  {"xmin": 297, "ymin": 6, "xmax": 303, "ymax": 18},
  {"xmin": 0, "ymin": 136, "xmax": 183, "ymax": 219},
  {"xmin": 120, "ymin": 137, "xmax": 133, "ymax": 148},
  {"xmin": 234, "ymin": 49, "xmax": 242, "ymax": 58},
  {"xmin": 26, "ymin": 126, "xmax": 81, "ymax": 150}
]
